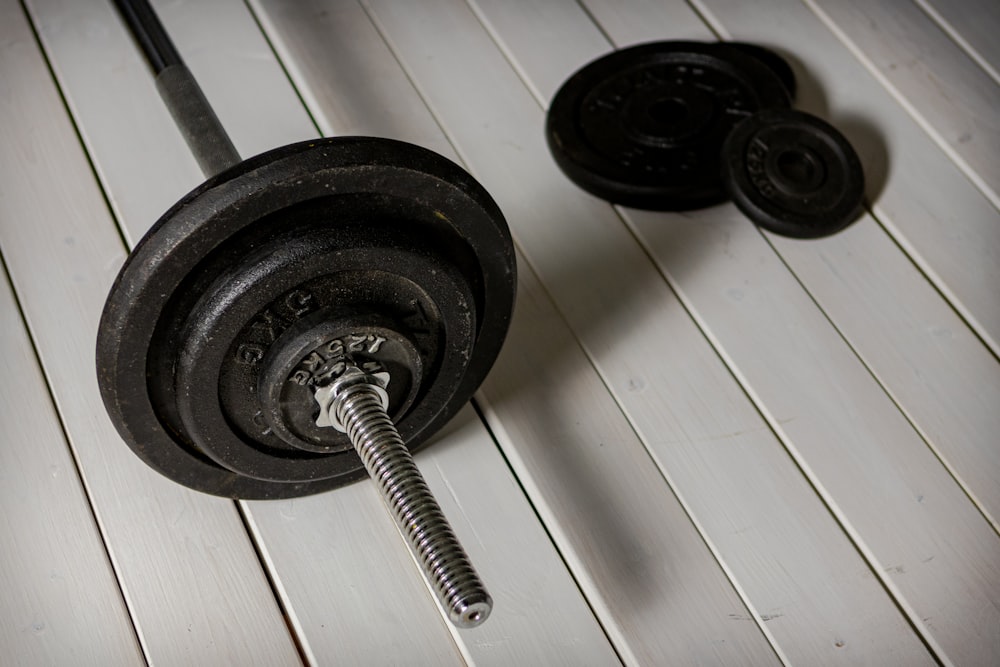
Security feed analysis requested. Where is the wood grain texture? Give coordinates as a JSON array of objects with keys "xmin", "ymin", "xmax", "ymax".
[
  {"xmin": 686, "ymin": 0, "xmax": 1000, "ymax": 359},
  {"xmin": 4, "ymin": 2, "xmax": 303, "ymax": 664},
  {"xmin": 476, "ymin": 250, "xmax": 778, "ymax": 665},
  {"xmin": 627, "ymin": 201, "xmax": 1000, "ymax": 665},
  {"xmin": 577, "ymin": 1, "xmax": 1000, "ymax": 663},
  {"xmin": 24, "ymin": 0, "xmax": 202, "ymax": 245},
  {"xmin": 240, "ymin": 489, "xmax": 464, "ymax": 667},
  {"xmin": 0, "ymin": 272, "xmax": 142, "ymax": 666},
  {"xmin": 247, "ymin": 0, "xmax": 455, "ymax": 158},
  {"xmin": 764, "ymin": 218, "xmax": 1000, "ymax": 532},
  {"xmin": 914, "ymin": 0, "xmax": 1000, "ymax": 86},
  {"xmin": 804, "ymin": 0, "xmax": 1000, "ymax": 209},
  {"xmin": 676, "ymin": 0, "xmax": 1000, "ymax": 529}
]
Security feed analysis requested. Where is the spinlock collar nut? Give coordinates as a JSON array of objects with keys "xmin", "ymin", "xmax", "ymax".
[{"xmin": 314, "ymin": 366, "xmax": 390, "ymax": 433}]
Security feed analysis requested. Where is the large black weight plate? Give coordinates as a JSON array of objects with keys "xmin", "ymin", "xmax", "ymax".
[
  {"xmin": 97, "ymin": 137, "xmax": 516, "ymax": 499},
  {"xmin": 546, "ymin": 40, "xmax": 791, "ymax": 211},
  {"xmin": 721, "ymin": 109, "xmax": 865, "ymax": 238}
]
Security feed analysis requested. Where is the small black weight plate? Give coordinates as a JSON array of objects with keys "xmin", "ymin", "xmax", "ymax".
[
  {"xmin": 721, "ymin": 109, "xmax": 865, "ymax": 238},
  {"xmin": 723, "ymin": 42, "xmax": 797, "ymax": 101},
  {"xmin": 546, "ymin": 40, "xmax": 791, "ymax": 211},
  {"xmin": 256, "ymin": 311, "xmax": 426, "ymax": 455},
  {"xmin": 97, "ymin": 136, "xmax": 516, "ymax": 499}
]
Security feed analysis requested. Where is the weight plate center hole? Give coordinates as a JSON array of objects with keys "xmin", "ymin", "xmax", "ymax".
[
  {"xmin": 648, "ymin": 96, "xmax": 690, "ymax": 126},
  {"xmin": 624, "ymin": 83, "xmax": 715, "ymax": 148},
  {"xmin": 768, "ymin": 147, "xmax": 827, "ymax": 196},
  {"xmin": 259, "ymin": 316, "xmax": 426, "ymax": 455}
]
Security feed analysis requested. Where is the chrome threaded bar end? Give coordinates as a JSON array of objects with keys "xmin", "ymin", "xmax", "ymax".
[{"xmin": 324, "ymin": 368, "xmax": 492, "ymax": 628}]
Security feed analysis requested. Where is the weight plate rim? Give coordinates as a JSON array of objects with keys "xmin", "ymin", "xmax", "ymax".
[
  {"xmin": 545, "ymin": 39, "xmax": 792, "ymax": 211},
  {"xmin": 722, "ymin": 42, "xmax": 797, "ymax": 101},
  {"xmin": 97, "ymin": 136, "xmax": 516, "ymax": 499},
  {"xmin": 721, "ymin": 108, "xmax": 865, "ymax": 239}
]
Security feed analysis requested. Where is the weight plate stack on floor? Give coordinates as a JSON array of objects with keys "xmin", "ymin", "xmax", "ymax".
[
  {"xmin": 546, "ymin": 40, "xmax": 866, "ymax": 239},
  {"xmin": 545, "ymin": 40, "xmax": 792, "ymax": 211},
  {"xmin": 97, "ymin": 137, "xmax": 516, "ymax": 499}
]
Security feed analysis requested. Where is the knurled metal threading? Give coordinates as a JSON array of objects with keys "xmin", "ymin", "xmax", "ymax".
[{"xmin": 319, "ymin": 366, "xmax": 492, "ymax": 628}]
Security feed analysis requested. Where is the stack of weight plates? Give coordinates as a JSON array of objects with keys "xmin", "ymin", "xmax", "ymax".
[{"xmin": 546, "ymin": 40, "xmax": 865, "ymax": 239}]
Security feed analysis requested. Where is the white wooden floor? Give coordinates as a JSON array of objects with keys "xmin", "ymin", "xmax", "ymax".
[{"xmin": 1, "ymin": 0, "xmax": 998, "ymax": 665}]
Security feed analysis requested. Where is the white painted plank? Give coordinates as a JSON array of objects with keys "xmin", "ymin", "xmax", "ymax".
[
  {"xmin": 2, "ymin": 2, "xmax": 303, "ymax": 664},
  {"xmin": 240, "ymin": 489, "xmax": 463, "ymax": 667},
  {"xmin": 0, "ymin": 272, "xmax": 142, "ymax": 666},
  {"xmin": 538, "ymin": 0, "xmax": 1000, "ymax": 531},
  {"xmin": 246, "ymin": 0, "xmax": 455, "ymax": 158},
  {"xmin": 411, "ymin": 408, "xmax": 620, "ymax": 665},
  {"xmin": 805, "ymin": 0, "xmax": 1000, "ymax": 210},
  {"xmin": 24, "ymin": 0, "xmax": 200, "ymax": 246},
  {"xmin": 764, "ymin": 221, "xmax": 1000, "ymax": 532},
  {"xmin": 476, "ymin": 251, "xmax": 777, "ymax": 665},
  {"xmin": 451, "ymin": 0, "xmax": 1000, "ymax": 664},
  {"xmin": 682, "ymin": 0, "xmax": 1000, "ymax": 524},
  {"xmin": 594, "ymin": 0, "xmax": 1000, "ymax": 358},
  {"xmin": 915, "ymin": 0, "xmax": 1000, "ymax": 85},
  {"xmin": 626, "ymin": 205, "xmax": 1000, "ymax": 665},
  {"xmin": 354, "ymin": 0, "xmax": 942, "ymax": 664},
  {"xmin": 580, "ymin": 3, "xmax": 1000, "ymax": 663},
  {"xmin": 150, "ymin": 0, "xmax": 316, "ymax": 161}
]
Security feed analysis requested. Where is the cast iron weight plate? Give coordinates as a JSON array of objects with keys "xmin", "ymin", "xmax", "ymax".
[
  {"xmin": 721, "ymin": 109, "xmax": 865, "ymax": 238},
  {"xmin": 97, "ymin": 136, "xmax": 516, "ymax": 499},
  {"xmin": 545, "ymin": 40, "xmax": 791, "ymax": 211}
]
